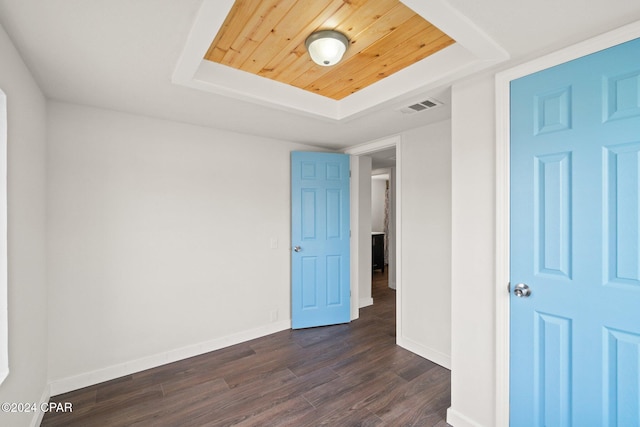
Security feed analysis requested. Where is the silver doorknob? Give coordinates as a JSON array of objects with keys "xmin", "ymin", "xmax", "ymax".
[
  {"xmin": 513, "ymin": 283, "xmax": 531, "ymax": 298},
  {"xmin": 294, "ymin": 246, "xmax": 301, "ymax": 252}
]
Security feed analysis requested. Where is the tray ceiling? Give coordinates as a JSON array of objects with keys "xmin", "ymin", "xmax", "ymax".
[
  {"xmin": 173, "ymin": 0, "xmax": 509, "ymax": 120},
  {"xmin": 204, "ymin": 0, "xmax": 455, "ymax": 100}
]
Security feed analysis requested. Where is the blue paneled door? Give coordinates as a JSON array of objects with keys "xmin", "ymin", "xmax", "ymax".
[
  {"xmin": 510, "ymin": 38, "xmax": 640, "ymax": 426},
  {"xmin": 291, "ymin": 152, "xmax": 350, "ymax": 329}
]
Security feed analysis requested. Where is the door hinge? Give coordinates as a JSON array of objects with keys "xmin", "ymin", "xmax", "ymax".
[
  {"xmin": 349, "ymin": 170, "xmax": 351, "ymax": 178},
  {"xmin": 507, "ymin": 282, "xmax": 511, "ymax": 294}
]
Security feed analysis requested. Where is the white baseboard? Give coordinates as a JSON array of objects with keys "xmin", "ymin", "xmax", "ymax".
[
  {"xmin": 30, "ymin": 384, "xmax": 51, "ymax": 427},
  {"xmin": 49, "ymin": 319, "xmax": 291, "ymax": 396},
  {"xmin": 446, "ymin": 407, "xmax": 487, "ymax": 427},
  {"xmin": 359, "ymin": 297, "xmax": 373, "ymax": 308},
  {"xmin": 397, "ymin": 336, "xmax": 451, "ymax": 370}
]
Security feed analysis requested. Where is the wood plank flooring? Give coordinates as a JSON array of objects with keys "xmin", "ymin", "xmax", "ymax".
[{"xmin": 42, "ymin": 271, "xmax": 451, "ymax": 426}]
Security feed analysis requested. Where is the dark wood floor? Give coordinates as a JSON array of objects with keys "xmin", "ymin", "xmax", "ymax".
[{"xmin": 42, "ymin": 270, "xmax": 451, "ymax": 426}]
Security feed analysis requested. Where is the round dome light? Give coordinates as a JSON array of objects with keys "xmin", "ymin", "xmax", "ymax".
[{"xmin": 305, "ymin": 30, "xmax": 349, "ymax": 67}]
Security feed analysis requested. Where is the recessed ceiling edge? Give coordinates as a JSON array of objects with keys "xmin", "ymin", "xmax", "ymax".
[{"xmin": 172, "ymin": 0, "xmax": 509, "ymax": 121}]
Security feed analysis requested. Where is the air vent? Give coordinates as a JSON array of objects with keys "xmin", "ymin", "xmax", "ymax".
[{"xmin": 396, "ymin": 97, "xmax": 443, "ymax": 114}]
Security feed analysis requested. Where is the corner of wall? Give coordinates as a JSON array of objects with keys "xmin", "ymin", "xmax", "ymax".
[
  {"xmin": 29, "ymin": 384, "xmax": 51, "ymax": 427},
  {"xmin": 446, "ymin": 407, "xmax": 488, "ymax": 427}
]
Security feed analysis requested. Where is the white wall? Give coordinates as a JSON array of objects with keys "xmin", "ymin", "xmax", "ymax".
[
  {"xmin": 0, "ymin": 24, "xmax": 49, "ymax": 427},
  {"xmin": 46, "ymin": 102, "xmax": 318, "ymax": 393},
  {"xmin": 371, "ymin": 177, "xmax": 386, "ymax": 232},
  {"xmin": 351, "ymin": 156, "xmax": 373, "ymax": 312},
  {"xmin": 388, "ymin": 167, "xmax": 397, "ymax": 289},
  {"xmin": 398, "ymin": 120, "xmax": 452, "ymax": 369},
  {"xmin": 448, "ymin": 76, "xmax": 497, "ymax": 427}
]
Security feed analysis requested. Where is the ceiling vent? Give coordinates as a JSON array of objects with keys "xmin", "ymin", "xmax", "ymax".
[{"xmin": 396, "ymin": 97, "xmax": 443, "ymax": 114}]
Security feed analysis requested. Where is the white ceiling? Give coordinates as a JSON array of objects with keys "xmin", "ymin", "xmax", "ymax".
[
  {"xmin": 370, "ymin": 148, "xmax": 397, "ymax": 170},
  {"xmin": 1, "ymin": 0, "xmax": 639, "ymax": 150}
]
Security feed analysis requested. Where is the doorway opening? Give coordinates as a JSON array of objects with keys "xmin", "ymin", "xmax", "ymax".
[
  {"xmin": 345, "ymin": 136, "xmax": 401, "ymax": 339},
  {"xmin": 370, "ymin": 154, "xmax": 396, "ymax": 293}
]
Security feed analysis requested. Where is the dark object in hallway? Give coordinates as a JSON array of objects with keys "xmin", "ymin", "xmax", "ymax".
[
  {"xmin": 372, "ymin": 232, "xmax": 385, "ymax": 273},
  {"xmin": 42, "ymin": 271, "xmax": 451, "ymax": 426}
]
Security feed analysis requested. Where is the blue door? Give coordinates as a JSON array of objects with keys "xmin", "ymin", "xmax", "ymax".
[
  {"xmin": 510, "ymin": 38, "xmax": 640, "ymax": 426},
  {"xmin": 291, "ymin": 152, "xmax": 350, "ymax": 329}
]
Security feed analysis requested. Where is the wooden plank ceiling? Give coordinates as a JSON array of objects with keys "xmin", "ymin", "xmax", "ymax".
[{"xmin": 204, "ymin": 0, "xmax": 455, "ymax": 100}]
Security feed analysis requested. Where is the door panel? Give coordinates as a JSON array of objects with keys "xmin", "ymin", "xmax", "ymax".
[
  {"xmin": 291, "ymin": 152, "xmax": 350, "ymax": 329},
  {"xmin": 510, "ymin": 38, "xmax": 640, "ymax": 426}
]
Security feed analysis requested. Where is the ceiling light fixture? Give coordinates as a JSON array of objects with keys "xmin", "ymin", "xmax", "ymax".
[{"xmin": 305, "ymin": 30, "xmax": 349, "ymax": 67}]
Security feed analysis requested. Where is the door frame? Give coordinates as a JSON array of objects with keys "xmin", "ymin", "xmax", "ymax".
[
  {"xmin": 495, "ymin": 20, "xmax": 640, "ymax": 427},
  {"xmin": 345, "ymin": 135, "xmax": 403, "ymax": 336}
]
